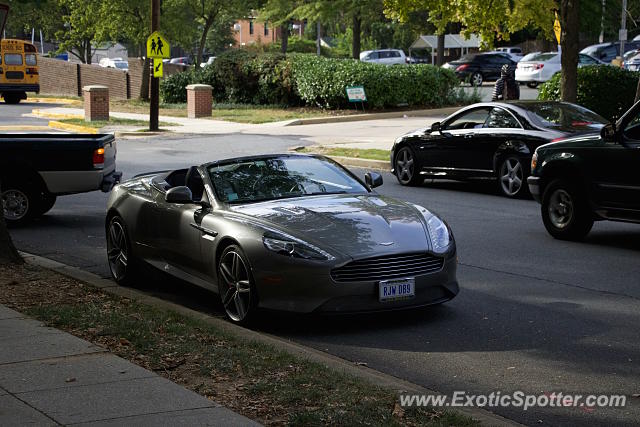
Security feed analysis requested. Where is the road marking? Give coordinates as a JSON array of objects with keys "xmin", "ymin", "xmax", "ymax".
[{"xmin": 0, "ymin": 125, "xmax": 52, "ymax": 131}]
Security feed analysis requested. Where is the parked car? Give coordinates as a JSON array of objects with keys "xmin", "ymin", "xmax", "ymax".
[
  {"xmin": 169, "ymin": 57, "xmax": 191, "ymax": 66},
  {"xmin": 528, "ymin": 101, "xmax": 640, "ymax": 240},
  {"xmin": 390, "ymin": 101, "xmax": 608, "ymax": 198},
  {"xmin": 1, "ymin": 134, "xmax": 121, "ymax": 226},
  {"xmin": 494, "ymin": 46, "xmax": 524, "ymax": 62},
  {"xmin": 580, "ymin": 41, "xmax": 640, "ymax": 63},
  {"xmin": 359, "ymin": 49, "xmax": 407, "ymax": 65},
  {"xmin": 442, "ymin": 53, "xmax": 516, "ymax": 86},
  {"xmin": 199, "ymin": 56, "xmax": 216, "ymax": 68},
  {"xmin": 515, "ymin": 52, "xmax": 604, "ymax": 88},
  {"xmin": 623, "ymin": 49, "xmax": 640, "ymax": 71},
  {"xmin": 105, "ymin": 154, "xmax": 459, "ymax": 323},
  {"xmin": 98, "ymin": 57, "xmax": 129, "ymax": 71}
]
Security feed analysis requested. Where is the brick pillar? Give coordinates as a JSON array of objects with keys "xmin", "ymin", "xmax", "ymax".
[
  {"xmin": 186, "ymin": 84, "xmax": 212, "ymax": 119},
  {"xmin": 83, "ymin": 85, "xmax": 109, "ymax": 122}
]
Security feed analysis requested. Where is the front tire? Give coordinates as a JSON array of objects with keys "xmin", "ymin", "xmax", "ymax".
[
  {"xmin": 497, "ymin": 156, "xmax": 527, "ymax": 198},
  {"xmin": 217, "ymin": 245, "xmax": 257, "ymax": 325},
  {"xmin": 526, "ymin": 82, "xmax": 539, "ymax": 89},
  {"xmin": 394, "ymin": 146, "xmax": 422, "ymax": 186},
  {"xmin": 106, "ymin": 216, "xmax": 139, "ymax": 286},
  {"xmin": 3, "ymin": 94, "xmax": 21, "ymax": 104},
  {"xmin": 541, "ymin": 179, "xmax": 594, "ymax": 240}
]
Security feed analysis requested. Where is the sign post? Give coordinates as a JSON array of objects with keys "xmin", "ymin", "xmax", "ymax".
[
  {"xmin": 146, "ymin": 0, "xmax": 170, "ymax": 131},
  {"xmin": 346, "ymin": 86, "xmax": 367, "ymax": 112}
]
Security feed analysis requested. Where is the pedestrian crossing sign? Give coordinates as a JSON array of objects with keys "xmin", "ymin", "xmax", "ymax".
[
  {"xmin": 147, "ymin": 31, "xmax": 170, "ymax": 59},
  {"xmin": 153, "ymin": 58, "xmax": 163, "ymax": 78}
]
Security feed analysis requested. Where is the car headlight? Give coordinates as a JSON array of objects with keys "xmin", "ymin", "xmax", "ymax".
[
  {"xmin": 413, "ymin": 205, "xmax": 452, "ymax": 254},
  {"xmin": 263, "ymin": 232, "xmax": 335, "ymax": 261}
]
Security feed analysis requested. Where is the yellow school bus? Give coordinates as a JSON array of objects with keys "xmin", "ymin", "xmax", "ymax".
[{"xmin": 0, "ymin": 38, "xmax": 39, "ymax": 104}]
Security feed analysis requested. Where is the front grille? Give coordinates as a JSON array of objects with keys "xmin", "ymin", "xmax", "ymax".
[
  {"xmin": 6, "ymin": 71, "xmax": 24, "ymax": 79},
  {"xmin": 331, "ymin": 252, "xmax": 445, "ymax": 283}
]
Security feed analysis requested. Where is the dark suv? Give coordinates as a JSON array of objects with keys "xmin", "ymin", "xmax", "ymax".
[
  {"xmin": 443, "ymin": 53, "xmax": 516, "ymax": 86},
  {"xmin": 528, "ymin": 101, "xmax": 640, "ymax": 240}
]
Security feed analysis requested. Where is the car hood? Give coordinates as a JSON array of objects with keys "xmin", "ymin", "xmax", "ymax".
[
  {"xmin": 537, "ymin": 133, "xmax": 603, "ymax": 151},
  {"xmin": 228, "ymin": 194, "xmax": 431, "ymax": 259}
]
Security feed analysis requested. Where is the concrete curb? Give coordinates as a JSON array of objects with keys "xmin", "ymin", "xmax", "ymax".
[
  {"xmin": 114, "ymin": 131, "xmax": 171, "ymax": 137},
  {"xmin": 31, "ymin": 108, "xmax": 84, "ymax": 120},
  {"xmin": 285, "ymin": 107, "xmax": 458, "ymax": 126},
  {"xmin": 326, "ymin": 155, "xmax": 390, "ymax": 172},
  {"xmin": 29, "ymin": 97, "xmax": 81, "ymax": 105},
  {"xmin": 20, "ymin": 251, "xmax": 520, "ymax": 427},
  {"xmin": 48, "ymin": 120, "xmax": 98, "ymax": 134},
  {"xmin": 0, "ymin": 125, "xmax": 51, "ymax": 131}
]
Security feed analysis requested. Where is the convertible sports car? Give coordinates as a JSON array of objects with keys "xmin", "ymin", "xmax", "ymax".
[
  {"xmin": 105, "ymin": 154, "xmax": 458, "ymax": 323},
  {"xmin": 391, "ymin": 101, "xmax": 608, "ymax": 197}
]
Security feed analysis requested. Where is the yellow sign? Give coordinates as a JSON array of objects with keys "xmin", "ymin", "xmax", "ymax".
[
  {"xmin": 554, "ymin": 13, "xmax": 561, "ymax": 44},
  {"xmin": 153, "ymin": 58, "xmax": 163, "ymax": 78},
  {"xmin": 146, "ymin": 31, "xmax": 170, "ymax": 59}
]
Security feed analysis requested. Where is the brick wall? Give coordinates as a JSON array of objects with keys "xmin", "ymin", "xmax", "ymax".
[
  {"xmin": 39, "ymin": 57, "xmax": 79, "ymax": 96},
  {"xmin": 38, "ymin": 56, "xmax": 186, "ymax": 100},
  {"xmin": 79, "ymin": 64, "xmax": 127, "ymax": 99}
]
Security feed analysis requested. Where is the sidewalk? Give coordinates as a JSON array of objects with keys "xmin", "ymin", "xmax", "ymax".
[
  {"xmin": 0, "ymin": 304, "xmax": 258, "ymax": 426},
  {"xmin": 28, "ymin": 107, "xmax": 446, "ymax": 150}
]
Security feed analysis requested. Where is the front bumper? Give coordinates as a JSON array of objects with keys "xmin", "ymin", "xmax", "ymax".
[
  {"xmin": 101, "ymin": 170, "xmax": 123, "ymax": 192},
  {"xmin": 252, "ymin": 252, "xmax": 459, "ymax": 314},
  {"xmin": 527, "ymin": 176, "xmax": 541, "ymax": 202}
]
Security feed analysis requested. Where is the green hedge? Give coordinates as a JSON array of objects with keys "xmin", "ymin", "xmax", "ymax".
[
  {"xmin": 161, "ymin": 51, "xmax": 463, "ymax": 110},
  {"xmin": 538, "ymin": 66, "xmax": 640, "ymax": 122}
]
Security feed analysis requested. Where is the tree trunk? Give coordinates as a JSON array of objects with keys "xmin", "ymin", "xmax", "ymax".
[
  {"xmin": 0, "ymin": 178, "xmax": 23, "ymax": 265},
  {"xmin": 197, "ymin": 15, "xmax": 216, "ymax": 68},
  {"xmin": 352, "ymin": 14, "xmax": 361, "ymax": 59},
  {"xmin": 316, "ymin": 22, "xmax": 322, "ymax": 56},
  {"xmin": 436, "ymin": 33, "xmax": 445, "ymax": 66},
  {"xmin": 280, "ymin": 23, "xmax": 289, "ymax": 54},
  {"xmin": 140, "ymin": 56, "xmax": 150, "ymax": 100},
  {"xmin": 85, "ymin": 39, "xmax": 92, "ymax": 65},
  {"xmin": 560, "ymin": 0, "xmax": 579, "ymax": 103}
]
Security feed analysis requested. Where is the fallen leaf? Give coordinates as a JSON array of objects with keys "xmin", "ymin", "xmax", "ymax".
[
  {"xmin": 392, "ymin": 402, "xmax": 405, "ymax": 418},
  {"xmin": 65, "ymin": 377, "xmax": 76, "ymax": 383},
  {"xmin": 119, "ymin": 338, "xmax": 131, "ymax": 346}
]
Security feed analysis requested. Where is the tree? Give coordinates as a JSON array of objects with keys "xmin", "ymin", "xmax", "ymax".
[
  {"xmin": 259, "ymin": 0, "xmax": 300, "ymax": 53},
  {"xmin": 0, "ymin": 178, "xmax": 23, "ymax": 265},
  {"xmin": 559, "ymin": 0, "xmax": 579, "ymax": 102},
  {"xmin": 55, "ymin": 0, "xmax": 108, "ymax": 64}
]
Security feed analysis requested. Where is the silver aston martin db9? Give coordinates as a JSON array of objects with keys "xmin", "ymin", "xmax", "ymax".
[{"xmin": 105, "ymin": 154, "xmax": 459, "ymax": 323}]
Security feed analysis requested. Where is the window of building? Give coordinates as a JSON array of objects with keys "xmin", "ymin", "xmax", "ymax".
[
  {"xmin": 249, "ymin": 20, "xmax": 254, "ymax": 35},
  {"xmin": 264, "ymin": 21, "xmax": 269, "ymax": 36}
]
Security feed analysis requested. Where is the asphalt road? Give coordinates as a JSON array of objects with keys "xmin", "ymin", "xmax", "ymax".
[
  {"xmin": 0, "ymin": 100, "xmax": 59, "ymax": 127},
  {"xmin": 6, "ymin": 110, "xmax": 640, "ymax": 426}
]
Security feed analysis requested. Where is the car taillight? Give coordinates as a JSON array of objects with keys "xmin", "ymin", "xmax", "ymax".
[
  {"xmin": 534, "ymin": 64, "xmax": 544, "ymax": 70},
  {"xmin": 93, "ymin": 148, "xmax": 105, "ymax": 168},
  {"xmin": 551, "ymin": 137, "xmax": 565, "ymax": 143},
  {"xmin": 25, "ymin": 68, "xmax": 38, "ymax": 75},
  {"xmin": 456, "ymin": 64, "xmax": 469, "ymax": 71}
]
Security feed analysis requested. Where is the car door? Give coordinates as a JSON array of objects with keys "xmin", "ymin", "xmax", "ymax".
[
  {"xmin": 470, "ymin": 107, "xmax": 525, "ymax": 171},
  {"xmin": 591, "ymin": 105, "xmax": 640, "ymax": 212},
  {"xmin": 432, "ymin": 107, "xmax": 493, "ymax": 171}
]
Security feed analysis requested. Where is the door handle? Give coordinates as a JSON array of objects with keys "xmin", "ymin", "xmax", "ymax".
[{"xmin": 190, "ymin": 223, "xmax": 218, "ymax": 237}]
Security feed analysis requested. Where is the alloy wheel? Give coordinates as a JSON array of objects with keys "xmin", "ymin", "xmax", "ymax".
[
  {"xmin": 548, "ymin": 189, "xmax": 574, "ymax": 229},
  {"xmin": 107, "ymin": 219, "xmax": 129, "ymax": 281},
  {"xmin": 2, "ymin": 189, "xmax": 29, "ymax": 221},
  {"xmin": 396, "ymin": 148, "xmax": 414, "ymax": 184},
  {"xmin": 500, "ymin": 158, "xmax": 523, "ymax": 196},
  {"xmin": 219, "ymin": 250, "xmax": 252, "ymax": 322},
  {"xmin": 471, "ymin": 73, "xmax": 483, "ymax": 86}
]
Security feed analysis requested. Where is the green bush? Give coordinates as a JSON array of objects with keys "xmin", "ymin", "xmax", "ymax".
[
  {"xmin": 290, "ymin": 54, "xmax": 459, "ymax": 109},
  {"xmin": 161, "ymin": 51, "xmax": 463, "ymax": 110},
  {"xmin": 538, "ymin": 66, "xmax": 640, "ymax": 122}
]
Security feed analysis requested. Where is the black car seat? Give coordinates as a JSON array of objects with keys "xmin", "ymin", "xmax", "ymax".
[{"xmin": 185, "ymin": 166, "xmax": 205, "ymax": 201}]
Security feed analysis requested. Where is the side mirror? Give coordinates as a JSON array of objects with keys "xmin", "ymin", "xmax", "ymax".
[
  {"xmin": 365, "ymin": 172, "xmax": 383, "ymax": 189},
  {"xmin": 431, "ymin": 122, "xmax": 441, "ymax": 132},
  {"xmin": 600, "ymin": 123, "xmax": 617, "ymax": 142},
  {"xmin": 165, "ymin": 186, "xmax": 193, "ymax": 204}
]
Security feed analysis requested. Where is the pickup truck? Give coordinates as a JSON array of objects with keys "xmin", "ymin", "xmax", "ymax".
[
  {"xmin": 528, "ymin": 100, "xmax": 640, "ymax": 240},
  {"xmin": 1, "ymin": 133, "xmax": 122, "ymax": 226}
]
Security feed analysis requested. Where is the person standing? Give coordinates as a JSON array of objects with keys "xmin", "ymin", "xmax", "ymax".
[{"xmin": 492, "ymin": 64, "xmax": 520, "ymax": 101}]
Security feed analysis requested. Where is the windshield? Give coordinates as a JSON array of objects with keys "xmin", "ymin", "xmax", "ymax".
[
  {"xmin": 114, "ymin": 62, "xmax": 128, "ymax": 69},
  {"xmin": 207, "ymin": 156, "xmax": 368, "ymax": 204},
  {"xmin": 525, "ymin": 103, "xmax": 608, "ymax": 133}
]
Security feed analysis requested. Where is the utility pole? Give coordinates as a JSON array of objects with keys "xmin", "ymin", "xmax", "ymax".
[
  {"xmin": 620, "ymin": 0, "xmax": 627, "ymax": 59},
  {"xmin": 150, "ymin": 0, "xmax": 160, "ymax": 131}
]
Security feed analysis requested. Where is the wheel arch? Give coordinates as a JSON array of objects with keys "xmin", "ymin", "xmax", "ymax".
[
  {"xmin": 493, "ymin": 142, "xmax": 532, "ymax": 172},
  {"xmin": 538, "ymin": 157, "xmax": 589, "ymax": 199},
  {"xmin": 0, "ymin": 162, "xmax": 48, "ymax": 194}
]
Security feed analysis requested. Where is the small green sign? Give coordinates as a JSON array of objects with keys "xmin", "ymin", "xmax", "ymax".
[{"xmin": 346, "ymin": 86, "xmax": 367, "ymax": 102}]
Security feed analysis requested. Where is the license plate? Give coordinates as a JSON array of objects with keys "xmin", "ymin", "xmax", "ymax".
[{"xmin": 379, "ymin": 278, "xmax": 415, "ymax": 302}]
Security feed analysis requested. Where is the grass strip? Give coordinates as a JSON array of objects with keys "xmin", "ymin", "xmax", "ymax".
[{"xmin": 299, "ymin": 146, "xmax": 390, "ymax": 162}]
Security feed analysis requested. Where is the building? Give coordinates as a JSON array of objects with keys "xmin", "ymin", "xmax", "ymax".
[{"xmin": 232, "ymin": 19, "xmax": 306, "ymax": 46}]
